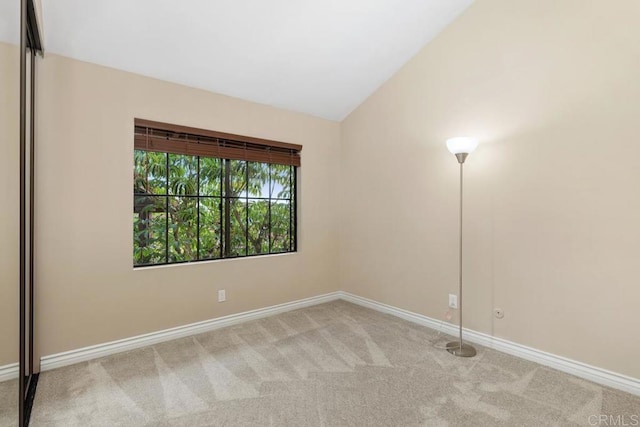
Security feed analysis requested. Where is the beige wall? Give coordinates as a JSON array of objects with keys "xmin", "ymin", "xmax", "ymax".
[
  {"xmin": 22, "ymin": 52, "xmax": 340, "ymax": 362},
  {"xmin": 340, "ymin": 0, "xmax": 640, "ymax": 379},
  {"xmin": 0, "ymin": 44, "xmax": 20, "ymax": 366}
]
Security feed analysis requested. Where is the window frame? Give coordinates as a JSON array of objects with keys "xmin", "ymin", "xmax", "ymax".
[{"xmin": 133, "ymin": 120, "xmax": 299, "ymax": 268}]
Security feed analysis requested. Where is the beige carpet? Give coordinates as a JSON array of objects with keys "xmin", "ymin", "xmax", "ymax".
[
  {"xmin": 1, "ymin": 300, "xmax": 638, "ymax": 426},
  {"xmin": 0, "ymin": 380, "xmax": 17, "ymax": 427}
]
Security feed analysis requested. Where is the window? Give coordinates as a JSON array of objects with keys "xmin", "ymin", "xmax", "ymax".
[{"xmin": 133, "ymin": 119, "xmax": 300, "ymax": 267}]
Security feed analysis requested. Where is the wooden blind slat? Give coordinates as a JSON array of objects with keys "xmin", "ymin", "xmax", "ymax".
[
  {"xmin": 134, "ymin": 134, "xmax": 301, "ymax": 166},
  {"xmin": 134, "ymin": 118, "xmax": 302, "ymax": 153}
]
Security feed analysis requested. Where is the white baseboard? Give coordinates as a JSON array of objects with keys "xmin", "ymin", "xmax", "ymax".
[
  {"xmin": 0, "ymin": 363, "xmax": 18, "ymax": 382},
  {"xmin": 39, "ymin": 292, "xmax": 341, "ymax": 372},
  {"xmin": 3, "ymin": 289, "xmax": 638, "ymax": 398},
  {"xmin": 338, "ymin": 291, "xmax": 640, "ymax": 397}
]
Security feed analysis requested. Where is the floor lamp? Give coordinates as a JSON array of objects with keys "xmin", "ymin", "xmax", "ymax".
[{"xmin": 445, "ymin": 137, "xmax": 478, "ymax": 358}]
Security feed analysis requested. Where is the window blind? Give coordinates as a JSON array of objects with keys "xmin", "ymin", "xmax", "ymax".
[{"xmin": 134, "ymin": 118, "xmax": 302, "ymax": 167}]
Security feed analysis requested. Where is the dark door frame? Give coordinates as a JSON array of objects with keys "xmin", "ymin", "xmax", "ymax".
[{"xmin": 19, "ymin": 0, "xmax": 43, "ymax": 425}]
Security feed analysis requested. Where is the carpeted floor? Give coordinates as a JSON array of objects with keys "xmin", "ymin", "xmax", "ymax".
[
  {"xmin": 0, "ymin": 380, "xmax": 17, "ymax": 427},
  {"xmin": 1, "ymin": 300, "xmax": 638, "ymax": 426}
]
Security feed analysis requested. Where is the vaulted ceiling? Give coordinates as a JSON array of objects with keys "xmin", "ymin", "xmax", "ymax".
[{"xmin": 0, "ymin": 0, "xmax": 473, "ymax": 120}]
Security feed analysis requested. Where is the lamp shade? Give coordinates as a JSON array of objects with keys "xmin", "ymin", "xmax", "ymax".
[{"xmin": 446, "ymin": 137, "xmax": 478, "ymax": 155}]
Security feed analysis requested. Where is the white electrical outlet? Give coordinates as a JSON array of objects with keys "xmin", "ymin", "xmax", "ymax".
[
  {"xmin": 218, "ymin": 289, "xmax": 226, "ymax": 302},
  {"xmin": 448, "ymin": 294, "xmax": 458, "ymax": 309}
]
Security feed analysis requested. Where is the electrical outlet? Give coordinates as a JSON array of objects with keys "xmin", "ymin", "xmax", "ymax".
[
  {"xmin": 218, "ymin": 289, "xmax": 226, "ymax": 302},
  {"xmin": 494, "ymin": 308, "xmax": 504, "ymax": 319},
  {"xmin": 448, "ymin": 294, "xmax": 458, "ymax": 309}
]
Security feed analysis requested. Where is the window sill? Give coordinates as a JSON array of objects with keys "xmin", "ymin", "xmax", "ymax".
[{"xmin": 132, "ymin": 250, "xmax": 298, "ymax": 271}]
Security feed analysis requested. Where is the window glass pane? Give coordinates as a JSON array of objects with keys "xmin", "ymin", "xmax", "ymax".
[
  {"xmin": 199, "ymin": 198, "xmax": 222, "ymax": 260},
  {"xmin": 134, "ymin": 151, "xmax": 295, "ymax": 266},
  {"xmin": 228, "ymin": 160, "xmax": 247, "ymax": 198},
  {"xmin": 270, "ymin": 200, "xmax": 291, "ymax": 252},
  {"xmin": 168, "ymin": 197, "xmax": 197, "ymax": 262},
  {"xmin": 133, "ymin": 196, "xmax": 167, "ymax": 265},
  {"xmin": 248, "ymin": 199, "xmax": 269, "ymax": 255},
  {"xmin": 168, "ymin": 154, "xmax": 197, "ymax": 195},
  {"xmin": 248, "ymin": 162, "xmax": 269, "ymax": 198},
  {"xmin": 200, "ymin": 157, "xmax": 222, "ymax": 197},
  {"xmin": 270, "ymin": 164, "xmax": 292, "ymax": 199},
  {"xmin": 228, "ymin": 198, "xmax": 247, "ymax": 256},
  {"xmin": 134, "ymin": 150, "xmax": 166, "ymax": 194}
]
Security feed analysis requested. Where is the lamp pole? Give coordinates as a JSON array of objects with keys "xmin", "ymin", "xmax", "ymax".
[{"xmin": 445, "ymin": 139, "xmax": 477, "ymax": 358}]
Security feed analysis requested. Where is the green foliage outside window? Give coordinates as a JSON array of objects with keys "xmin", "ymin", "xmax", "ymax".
[{"xmin": 133, "ymin": 150, "xmax": 295, "ymax": 266}]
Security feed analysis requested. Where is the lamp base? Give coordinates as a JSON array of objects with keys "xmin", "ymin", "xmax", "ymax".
[{"xmin": 445, "ymin": 341, "xmax": 477, "ymax": 357}]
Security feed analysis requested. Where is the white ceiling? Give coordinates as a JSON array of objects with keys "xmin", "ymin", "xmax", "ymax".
[{"xmin": 1, "ymin": 0, "xmax": 473, "ymax": 120}]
